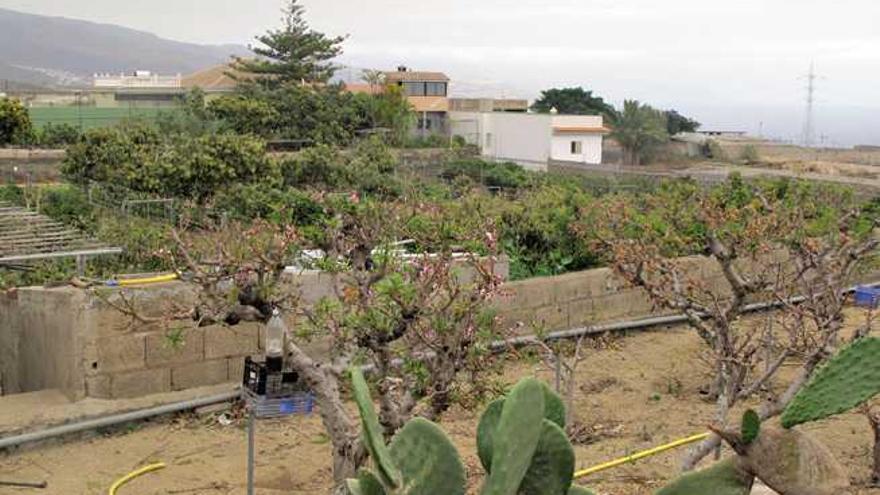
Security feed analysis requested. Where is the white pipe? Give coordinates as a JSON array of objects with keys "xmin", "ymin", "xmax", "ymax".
[
  {"xmin": 2, "ymin": 281, "xmax": 875, "ymax": 451},
  {"xmin": 0, "ymin": 390, "xmax": 240, "ymax": 450}
]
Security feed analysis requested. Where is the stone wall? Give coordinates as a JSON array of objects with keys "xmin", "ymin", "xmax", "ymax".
[
  {"xmin": 0, "ymin": 260, "xmax": 508, "ymax": 401},
  {"xmin": 2, "ymin": 254, "xmax": 877, "ymax": 401}
]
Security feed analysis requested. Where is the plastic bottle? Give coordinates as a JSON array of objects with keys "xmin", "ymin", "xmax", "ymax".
[{"xmin": 265, "ymin": 308, "xmax": 286, "ymax": 372}]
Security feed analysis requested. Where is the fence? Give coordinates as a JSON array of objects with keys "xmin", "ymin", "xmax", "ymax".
[{"xmin": 28, "ymin": 106, "xmax": 169, "ymax": 130}]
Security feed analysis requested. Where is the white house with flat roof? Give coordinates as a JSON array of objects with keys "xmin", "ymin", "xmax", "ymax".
[{"xmin": 449, "ymin": 112, "xmax": 608, "ymax": 170}]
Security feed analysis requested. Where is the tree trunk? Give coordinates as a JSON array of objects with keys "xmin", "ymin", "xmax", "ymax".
[
  {"xmin": 870, "ymin": 409, "xmax": 880, "ymax": 486},
  {"xmin": 286, "ymin": 342, "xmax": 366, "ymax": 487}
]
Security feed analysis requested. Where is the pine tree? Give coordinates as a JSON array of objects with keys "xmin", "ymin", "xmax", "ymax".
[{"xmin": 235, "ymin": 0, "xmax": 346, "ymax": 87}]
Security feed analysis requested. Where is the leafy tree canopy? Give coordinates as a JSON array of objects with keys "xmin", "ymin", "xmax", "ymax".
[
  {"xmin": 0, "ymin": 97, "xmax": 33, "ymax": 146},
  {"xmin": 530, "ymin": 87, "xmax": 614, "ymax": 118},
  {"xmin": 665, "ymin": 109, "xmax": 701, "ymax": 135},
  {"xmin": 234, "ymin": 0, "xmax": 346, "ymax": 87},
  {"xmin": 610, "ymin": 100, "xmax": 669, "ymax": 166}
]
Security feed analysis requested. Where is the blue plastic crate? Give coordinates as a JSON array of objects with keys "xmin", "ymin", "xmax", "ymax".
[
  {"xmin": 854, "ymin": 286, "xmax": 880, "ymax": 309},
  {"xmin": 243, "ymin": 388, "xmax": 315, "ymax": 419}
]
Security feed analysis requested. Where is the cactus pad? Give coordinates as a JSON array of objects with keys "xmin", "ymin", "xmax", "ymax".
[
  {"xmin": 477, "ymin": 398, "xmax": 504, "ymax": 472},
  {"xmin": 540, "ymin": 381, "xmax": 567, "ymax": 429},
  {"xmin": 477, "ymin": 380, "xmax": 567, "ymax": 472},
  {"xmin": 347, "ymin": 470, "xmax": 387, "ymax": 495},
  {"xmin": 741, "ymin": 409, "xmax": 760, "ymax": 445},
  {"xmin": 388, "ymin": 417, "xmax": 466, "ymax": 495},
  {"xmin": 518, "ymin": 419, "xmax": 576, "ymax": 495},
  {"xmin": 480, "ymin": 378, "xmax": 546, "ymax": 495},
  {"xmin": 781, "ymin": 337, "xmax": 880, "ymax": 428},
  {"xmin": 351, "ymin": 367, "xmax": 402, "ymax": 488},
  {"xmin": 655, "ymin": 458, "xmax": 754, "ymax": 495}
]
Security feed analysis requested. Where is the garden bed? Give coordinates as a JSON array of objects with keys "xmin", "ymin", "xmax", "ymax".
[{"xmin": 3, "ymin": 308, "xmax": 878, "ymax": 495}]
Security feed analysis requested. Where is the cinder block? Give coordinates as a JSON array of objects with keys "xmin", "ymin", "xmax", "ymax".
[
  {"xmin": 499, "ymin": 304, "xmax": 568, "ymax": 334},
  {"xmin": 171, "ymin": 359, "xmax": 229, "ymax": 391},
  {"xmin": 228, "ymin": 357, "xmax": 246, "ymax": 384},
  {"xmin": 566, "ymin": 298, "xmax": 596, "ymax": 327},
  {"xmin": 591, "ymin": 290, "xmax": 655, "ymax": 322},
  {"xmin": 296, "ymin": 271, "xmax": 339, "ymax": 305},
  {"xmin": 95, "ymin": 334, "xmax": 146, "ymax": 373},
  {"xmin": 85, "ymin": 374, "xmax": 111, "ymax": 398},
  {"xmin": 110, "ymin": 368, "xmax": 171, "ymax": 398},
  {"xmin": 552, "ymin": 268, "xmax": 618, "ymax": 303},
  {"xmin": 495, "ymin": 277, "xmax": 556, "ymax": 311},
  {"xmin": 204, "ymin": 323, "xmax": 259, "ymax": 360},
  {"xmin": 145, "ymin": 328, "xmax": 204, "ymax": 368}
]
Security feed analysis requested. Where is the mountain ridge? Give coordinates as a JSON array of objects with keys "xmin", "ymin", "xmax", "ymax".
[{"xmin": 0, "ymin": 7, "xmax": 250, "ymax": 88}]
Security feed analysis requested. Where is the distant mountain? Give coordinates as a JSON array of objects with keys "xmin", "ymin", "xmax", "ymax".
[{"xmin": 0, "ymin": 7, "xmax": 250, "ymax": 88}]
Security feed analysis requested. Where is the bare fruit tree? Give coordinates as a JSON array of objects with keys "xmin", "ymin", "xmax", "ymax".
[
  {"xmin": 105, "ymin": 195, "xmax": 505, "ymax": 490},
  {"xmin": 579, "ymin": 177, "xmax": 879, "ymax": 469}
]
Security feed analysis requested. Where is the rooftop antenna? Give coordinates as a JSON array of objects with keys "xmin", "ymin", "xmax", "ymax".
[{"xmin": 801, "ymin": 62, "xmax": 821, "ymax": 147}]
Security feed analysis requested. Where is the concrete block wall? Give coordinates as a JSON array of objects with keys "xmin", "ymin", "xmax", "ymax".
[
  {"xmin": 496, "ymin": 255, "xmax": 719, "ymax": 332},
  {"xmin": 4, "ymin": 252, "xmax": 877, "ymax": 400}
]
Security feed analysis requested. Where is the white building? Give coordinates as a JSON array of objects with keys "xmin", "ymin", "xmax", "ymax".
[
  {"xmin": 449, "ymin": 112, "xmax": 608, "ymax": 170},
  {"xmin": 93, "ymin": 70, "xmax": 182, "ymax": 89}
]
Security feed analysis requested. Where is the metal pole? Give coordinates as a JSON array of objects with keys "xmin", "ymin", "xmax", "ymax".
[
  {"xmin": 247, "ymin": 407, "xmax": 255, "ymax": 495},
  {"xmin": 75, "ymin": 255, "xmax": 85, "ymax": 276}
]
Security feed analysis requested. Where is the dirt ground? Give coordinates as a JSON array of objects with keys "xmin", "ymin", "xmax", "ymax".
[{"xmin": 2, "ymin": 309, "xmax": 879, "ymax": 495}]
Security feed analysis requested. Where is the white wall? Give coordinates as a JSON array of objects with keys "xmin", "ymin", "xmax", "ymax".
[
  {"xmin": 549, "ymin": 115, "xmax": 605, "ymax": 165},
  {"xmin": 449, "ymin": 112, "xmax": 552, "ymax": 171},
  {"xmin": 550, "ymin": 134, "xmax": 603, "ymax": 164}
]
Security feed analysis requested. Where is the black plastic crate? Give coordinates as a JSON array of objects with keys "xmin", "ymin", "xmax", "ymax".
[{"xmin": 242, "ymin": 356, "xmax": 304, "ymax": 398}]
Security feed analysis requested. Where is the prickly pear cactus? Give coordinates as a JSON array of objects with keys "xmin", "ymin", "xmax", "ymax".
[
  {"xmin": 517, "ymin": 419, "xmax": 576, "ymax": 495},
  {"xmin": 481, "ymin": 378, "xmax": 546, "ymax": 495},
  {"xmin": 781, "ymin": 337, "xmax": 880, "ymax": 428},
  {"xmin": 351, "ymin": 367, "xmax": 402, "ymax": 488},
  {"xmin": 349, "ymin": 372, "xmax": 589, "ymax": 495},
  {"xmin": 347, "ymin": 470, "xmax": 385, "ymax": 495},
  {"xmin": 477, "ymin": 398, "xmax": 503, "ymax": 472},
  {"xmin": 655, "ymin": 458, "xmax": 754, "ymax": 495},
  {"xmin": 541, "ymin": 381, "xmax": 567, "ymax": 429},
  {"xmin": 712, "ymin": 425, "xmax": 849, "ymax": 495},
  {"xmin": 477, "ymin": 380, "xmax": 567, "ymax": 472},
  {"xmin": 347, "ymin": 368, "xmax": 466, "ymax": 495},
  {"xmin": 388, "ymin": 418, "xmax": 466, "ymax": 495}
]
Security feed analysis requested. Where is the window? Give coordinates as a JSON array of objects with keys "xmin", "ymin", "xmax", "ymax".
[
  {"xmin": 402, "ymin": 82, "xmax": 426, "ymax": 96},
  {"xmin": 485, "ymin": 133, "xmax": 493, "ymax": 147},
  {"xmin": 570, "ymin": 141, "xmax": 583, "ymax": 154},
  {"xmin": 425, "ymin": 82, "xmax": 447, "ymax": 96}
]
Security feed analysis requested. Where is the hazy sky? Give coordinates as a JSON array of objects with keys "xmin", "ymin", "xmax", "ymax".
[{"xmin": 3, "ymin": 0, "xmax": 879, "ymax": 145}]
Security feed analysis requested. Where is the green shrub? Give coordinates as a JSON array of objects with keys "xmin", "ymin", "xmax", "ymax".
[
  {"xmin": 213, "ymin": 184, "xmax": 325, "ymax": 226},
  {"xmin": 63, "ymin": 124, "xmax": 279, "ymax": 202},
  {"xmin": 280, "ymin": 137, "xmax": 401, "ymax": 198},
  {"xmin": 739, "ymin": 145, "xmax": 760, "ymax": 165},
  {"xmin": 0, "ymin": 98, "xmax": 33, "ymax": 146},
  {"xmin": 441, "ymin": 159, "xmax": 531, "ymax": 190},
  {"xmin": 405, "ymin": 133, "xmax": 450, "ymax": 149},
  {"xmin": 39, "ymin": 185, "xmax": 96, "ymax": 231},
  {"xmin": 37, "ymin": 123, "xmax": 82, "ymax": 148}
]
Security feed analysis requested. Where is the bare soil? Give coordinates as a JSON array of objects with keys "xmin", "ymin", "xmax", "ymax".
[{"xmin": 2, "ymin": 309, "xmax": 879, "ymax": 495}]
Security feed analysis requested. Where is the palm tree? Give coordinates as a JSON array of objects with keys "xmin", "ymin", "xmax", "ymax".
[{"xmin": 609, "ymin": 100, "xmax": 669, "ymax": 166}]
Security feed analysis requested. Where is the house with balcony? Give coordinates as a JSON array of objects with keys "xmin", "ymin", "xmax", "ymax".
[{"xmin": 383, "ymin": 66, "xmax": 450, "ymax": 136}]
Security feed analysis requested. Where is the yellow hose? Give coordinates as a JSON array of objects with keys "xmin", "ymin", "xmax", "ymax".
[
  {"xmin": 117, "ymin": 273, "xmax": 179, "ymax": 286},
  {"xmin": 107, "ymin": 462, "xmax": 166, "ymax": 495},
  {"xmin": 573, "ymin": 432, "xmax": 710, "ymax": 479}
]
